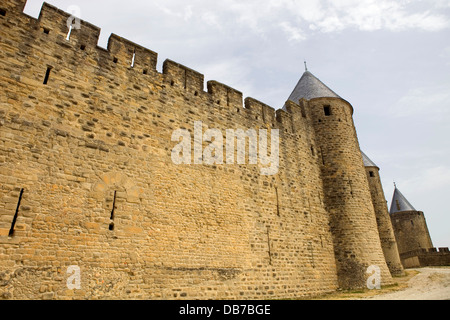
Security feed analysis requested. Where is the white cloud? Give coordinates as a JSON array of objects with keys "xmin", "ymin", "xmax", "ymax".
[
  {"xmin": 401, "ymin": 166, "xmax": 450, "ymax": 193},
  {"xmin": 389, "ymin": 84, "xmax": 450, "ymax": 120},
  {"xmin": 23, "ymin": 0, "xmax": 450, "ymax": 45},
  {"xmin": 145, "ymin": 0, "xmax": 450, "ymax": 43},
  {"xmin": 279, "ymin": 22, "xmax": 306, "ymax": 42},
  {"xmin": 184, "ymin": 5, "xmax": 193, "ymax": 21},
  {"xmin": 310, "ymin": 0, "xmax": 449, "ymax": 33},
  {"xmin": 201, "ymin": 11, "xmax": 222, "ymax": 30},
  {"xmin": 441, "ymin": 46, "xmax": 450, "ymax": 66},
  {"xmin": 222, "ymin": 0, "xmax": 449, "ymax": 41}
]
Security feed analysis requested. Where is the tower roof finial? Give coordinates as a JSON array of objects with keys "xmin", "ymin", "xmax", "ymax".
[
  {"xmin": 287, "ymin": 68, "xmax": 342, "ymax": 102},
  {"xmin": 390, "ymin": 185, "xmax": 417, "ymax": 214}
]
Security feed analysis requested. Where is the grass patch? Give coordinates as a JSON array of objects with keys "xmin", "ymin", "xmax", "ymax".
[{"xmin": 305, "ymin": 270, "xmax": 419, "ymax": 300}]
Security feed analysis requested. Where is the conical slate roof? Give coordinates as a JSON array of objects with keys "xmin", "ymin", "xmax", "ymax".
[
  {"xmin": 288, "ymin": 71, "xmax": 342, "ymax": 102},
  {"xmin": 361, "ymin": 151, "xmax": 378, "ymax": 168},
  {"xmin": 390, "ymin": 187, "xmax": 417, "ymax": 214}
]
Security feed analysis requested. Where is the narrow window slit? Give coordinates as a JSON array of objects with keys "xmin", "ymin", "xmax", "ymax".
[
  {"xmin": 143, "ymin": 69, "xmax": 148, "ymax": 75},
  {"xmin": 9, "ymin": 189, "xmax": 24, "ymax": 237},
  {"xmin": 80, "ymin": 44, "xmax": 86, "ymax": 51},
  {"xmin": 43, "ymin": 28, "xmax": 50, "ymax": 34},
  {"xmin": 0, "ymin": 9, "xmax": 6, "ymax": 16},
  {"xmin": 349, "ymin": 180, "xmax": 354, "ymax": 197},
  {"xmin": 266, "ymin": 226, "xmax": 272, "ymax": 266},
  {"xmin": 324, "ymin": 105, "xmax": 331, "ymax": 116},
  {"xmin": 131, "ymin": 49, "xmax": 136, "ymax": 68},
  {"xmin": 113, "ymin": 57, "xmax": 118, "ymax": 64},
  {"xmin": 43, "ymin": 66, "xmax": 52, "ymax": 85},
  {"xmin": 275, "ymin": 186, "xmax": 280, "ymax": 217},
  {"xmin": 66, "ymin": 25, "xmax": 73, "ymax": 41},
  {"xmin": 109, "ymin": 191, "xmax": 117, "ymax": 231}
]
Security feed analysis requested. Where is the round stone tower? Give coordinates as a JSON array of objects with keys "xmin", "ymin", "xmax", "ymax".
[
  {"xmin": 286, "ymin": 70, "xmax": 393, "ymax": 289},
  {"xmin": 389, "ymin": 186, "xmax": 433, "ymax": 256},
  {"xmin": 362, "ymin": 151, "xmax": 404, "ymax": 275}
]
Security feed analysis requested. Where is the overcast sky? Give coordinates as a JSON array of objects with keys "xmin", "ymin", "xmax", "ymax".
[{"xmin": 23, "ymin": 0, "xmax": 450, "ymax": 247}]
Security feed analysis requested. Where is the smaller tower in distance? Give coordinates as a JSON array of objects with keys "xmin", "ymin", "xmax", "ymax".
[
  {"xmin": 390, "ymin": 186, "xmax": 434, "ymax": 258},
  {"xmin": 362, "ymin": 151, "xmax": 404, "ymax": 276}
]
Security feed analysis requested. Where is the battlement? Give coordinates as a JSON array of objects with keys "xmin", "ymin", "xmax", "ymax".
[
  {"xmin": 38, "ymin": 2, "xmax": 101, "ymax": 48},
  {"xmin": 3, "ymin": 0, "xmax": 287, "ymax": 121},
  {"xmin": 400, "ymin": 247, "xmax": 450, "ymax": 268},
  {"xmin": 0, "ymin": 0, "xmax": 399, "ymax": 300},
  {"xmin": 107, "ymin": 33, "xmax": 158, "ymax": 72},
  {"xmin": 207, "ymin": 80, "xmax": 243, "ymax": 110},
  {"xmin": 1, "ymin": 0, "xmax": 26, "ymax": 13},
  {"xmin": 391, "ymin": 210, "xmax": 425, "ymax": 219},
  {"xmin": 244, "ymin": 98, "xmax": 276, "ymax": 124},
  {"xmin": 163, "ymin": 59, "xmax": 204, "ymax": 94},
  {"xmin": 401, "ymin": 247, "xmax": 450, "ymax": 259}
]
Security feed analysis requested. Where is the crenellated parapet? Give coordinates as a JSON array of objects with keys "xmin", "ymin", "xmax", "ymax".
[
  {"xmin": 244, "ymin": 98, "xmax": 276, "ymax": 125},
  {"xmin": 37, "ymin": 2, "xmax": 101, "ymax": 48},
  {"xmin": 108, "ymin": 34, "xmax": 158, "ymax": 73},
  {"xmin": 163, "ymin": 59, "xmax": 204, "ymax": 94},
  {"xmin": 207, "ymin": 81, "xmax": 243, "ymax": 110},
  {"xmin": 0, "ymin": 0, "xmax": 359, "ymax": 300},
  {"xmin": 0, "ymin": 0, "xmax": 26, "ymax": 13},
  {"xmin": 1, "ymin": 0, "xmax": 304, "ymax": 129}
]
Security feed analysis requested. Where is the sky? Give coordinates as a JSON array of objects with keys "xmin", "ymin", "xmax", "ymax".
[{"xmin": 23, "ymin": 0, "xmax": 450, "ymax": 248}]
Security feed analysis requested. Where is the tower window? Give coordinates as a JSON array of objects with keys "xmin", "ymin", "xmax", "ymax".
[
  {"xmin": 324, "ymin": 105, "xmax": 331, "ymax": 116},
  {"xmin": 43, "ymin": 67, "xmax": 52, "ymax": 85},
  {"xmin": 43, "ymin": 28, "xmax": 50, "ymax": 34},
  {"xmin": 0, "ymin": 9, "xmax": 6, "ymax": 16},
  {"xmin": 369, "ymin": 171, "xmax": 375, "ymax": 177}
]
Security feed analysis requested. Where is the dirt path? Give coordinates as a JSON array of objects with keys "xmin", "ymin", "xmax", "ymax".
[
  {"xmin": 363, "ymin": 267, "xmax": 450, "ymax": 300},
  {"xmin": 311, "ymin": 267, "xmax": 450, "ymax": 300}
]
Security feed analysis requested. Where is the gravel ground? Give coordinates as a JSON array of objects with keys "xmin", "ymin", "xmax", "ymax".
[{"xmin": 364, "ymin": 267, "xmax": 450, "ymax": 300}]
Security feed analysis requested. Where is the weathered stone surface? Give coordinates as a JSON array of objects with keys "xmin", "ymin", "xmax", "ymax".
[
  {"xmin": 0, "ymin": 0, "xmax": 396, "ymax": 300},
  {"xmin": 364, "ymin": 165, "xmax": 404, "ymax": 276}
]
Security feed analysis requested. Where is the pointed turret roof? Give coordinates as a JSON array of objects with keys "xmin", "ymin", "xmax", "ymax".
[
  {"xmin": 361, "ymin": 151, "xmax": 378, "ymax": 168},
  {"xmin": 390, "ymin": 186, "xmax": 417, "ymax": 214},
  {"xmin": 287, "ymin": 70, "xmax": 342, "ymax": 102}
]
